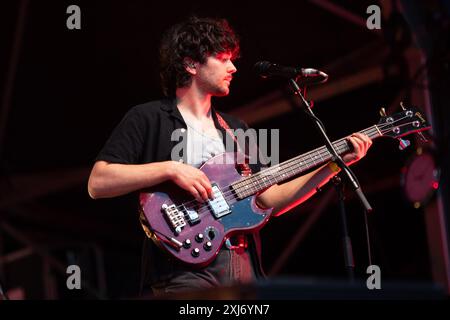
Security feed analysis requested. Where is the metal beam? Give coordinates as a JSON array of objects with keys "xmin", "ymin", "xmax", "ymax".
[
  {"xmin": 0, "ymin": 167, "xmax": 91, "ymax": 209},
  {"xmin": 0, "ymin": 221, "xmax": 107, "ymax": 299},
  {"xmin": 308, "ymin": 0, "xmax": 383, "ymax": 37},
  {"xmin": 269, "ymin": 175, "xmax": 400, "ymax": 275},
  {"xmin": 231, "ymin": 39, "xmax": 389, "ymax": 125},
  {"xmin": 402, "ymin": 46, "xmax": 450, "ymax": 295},
  {"xmin": 230, "ymin": 66, "xmax": 387, "ymax": 125},
  {"xmin": 5, "ymin": 202, "xmax": 140, "ymax": 247},
  {"xmin": 269, "ymin": 188, "xmax": 335, "ymax": 276}
]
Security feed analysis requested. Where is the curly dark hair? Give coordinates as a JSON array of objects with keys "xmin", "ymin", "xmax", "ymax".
[{"xmin": 159, "ymin": 16, "xmax": 240, "ymax": 97}]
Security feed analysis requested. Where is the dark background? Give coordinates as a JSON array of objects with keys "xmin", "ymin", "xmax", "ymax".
[{"xmin": 1, "ymin": 0, "xmax": 449, "ymax": 299}]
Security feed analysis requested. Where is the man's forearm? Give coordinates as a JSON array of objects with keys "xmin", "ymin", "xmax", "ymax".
[
  {"xmin": 88, "ymin": 160, "xmax": 175, "ymax": 199},
  {"xmin": 256, "ymin": 162, "xmax": 338, "ymax": 216}
]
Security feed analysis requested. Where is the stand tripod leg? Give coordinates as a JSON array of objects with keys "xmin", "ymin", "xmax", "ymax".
[
  {"xmin": 0, "ymin": 279, "xmax": 9, "ymax": 300},
  {"xmin": 332, "ymin": 175, "xmax": 355, "ymax": 282}
]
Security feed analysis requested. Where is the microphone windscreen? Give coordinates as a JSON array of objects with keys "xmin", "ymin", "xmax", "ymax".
[{"xmin": 253, "ymin": 61, "xmax": 272, "ymax": 77}]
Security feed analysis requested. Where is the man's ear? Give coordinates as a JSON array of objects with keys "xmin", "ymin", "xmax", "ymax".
[{"xmin": 184, "ymin": 58, "xmax": 197, "ymax": 75}]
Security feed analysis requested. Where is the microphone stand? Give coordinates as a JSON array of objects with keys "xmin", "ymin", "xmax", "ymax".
[
  {"xmin": 0, "ymin": 279, "xmax": 8, "ymax": 300},
  {"xmin": 288, "ymin": 78, "xmax": 373, "ymax": 281}
]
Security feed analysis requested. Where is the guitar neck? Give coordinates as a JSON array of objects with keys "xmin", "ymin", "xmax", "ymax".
[{"xmin": 232, "ymin": 125, "xmax": 382, "ymax": 199}]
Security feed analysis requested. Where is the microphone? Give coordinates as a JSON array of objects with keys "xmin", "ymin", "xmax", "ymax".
[{"xmin": 254, "ymin": 61, "xmax": 328, "ymax": 84}]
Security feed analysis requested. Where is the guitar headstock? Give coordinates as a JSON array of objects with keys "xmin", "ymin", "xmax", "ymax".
[{"xmin": 377, "ymin": 103, "xmax": 431, "ymax": 149}]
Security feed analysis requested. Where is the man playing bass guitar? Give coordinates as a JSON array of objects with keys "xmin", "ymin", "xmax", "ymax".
[{"xmin": 87, "ymin": 16, "xmax": 372, "ymax": 297}]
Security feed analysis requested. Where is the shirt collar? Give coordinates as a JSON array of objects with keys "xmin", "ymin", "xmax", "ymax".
[
  {"xmin": 160, "ymin": 98, "xmax": 184, "ymax": 123},
  {"xmin": 161, "ymin": 97, "xmax": 222, "ymax": 129}
]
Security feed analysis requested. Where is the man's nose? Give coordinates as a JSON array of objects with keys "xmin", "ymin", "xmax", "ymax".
[{"xmin": 228, "ymin": 61, "xmax": 237, "ymax": 73}]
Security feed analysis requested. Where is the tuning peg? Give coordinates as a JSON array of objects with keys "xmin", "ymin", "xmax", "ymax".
[
  {"xmin": 400, "ymin": 101, "xmax": 407, "ymax": 111},
  {"xmin": 379, "ymin": 107, "xmax": 387, "ymax": 117},
  {"xmin": 417, "ymin": 132, "xmax": 428, "ymax": 142},
  {"xmin": 398, "ymin": 138, "xmax": 411, "ymax": 150}
]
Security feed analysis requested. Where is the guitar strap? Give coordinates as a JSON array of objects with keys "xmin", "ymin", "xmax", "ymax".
[
  {"xmin": 215, "ymin": 112, "xmax": 252, "ymax": 176},
  {"xmin": 215, "ymin": 112, "xmax": 252, "ymax": 251}
]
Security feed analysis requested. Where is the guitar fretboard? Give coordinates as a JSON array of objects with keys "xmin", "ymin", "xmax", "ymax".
[{"xmin": 231, "ymin": 125, "xmax": 382, "ymax": 199}]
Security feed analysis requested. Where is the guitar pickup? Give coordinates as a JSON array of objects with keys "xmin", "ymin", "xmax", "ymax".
[
  {"xmin": 183, "ymin": 205, "xmax": 200, "ymax": 225},
  {"xmin": 208, "ymin": 184, "xmax": 231, "ymax": 219}
]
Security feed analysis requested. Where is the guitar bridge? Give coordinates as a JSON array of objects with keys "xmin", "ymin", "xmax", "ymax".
[
  {"xmin": 161, "ymin": 203, "xmax": 186, "ymax": 234},
  {"xmin": 209, "ymin": 184, "xmax": 231, "ymax": 218}
]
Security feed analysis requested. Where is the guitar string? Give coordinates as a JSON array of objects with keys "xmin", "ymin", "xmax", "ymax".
[
  {"xmin": 172, "ymin": 120, "xmax": 411, "ymax": 216},
  {"xmin": 228, "ymin": 119, "xmax": 416, "ymax": 199},
  {"xmin": 171, "ymin": 128, "xmax": 373, "ymax": 214},
  {"xmin": 188, "ymin": 130, "xmax": 375, "ymax": 217},
  {"xmin": 161, "ymin": 118, "xmax": 417, "ymax": 219},
  {"xmin": 169, "ymin": 130, "xmax": 373, "ymax": 218},
  {"xmin": 184, "ymin": 121, "xmax": 419, "ymax": 219},
  {"xmin": 183, "ymin": 116, "xmax": 413, "ymax": 211},
  {"xmin": 176, "ymin": 126, "xmax": 384, "ymax": 213}
]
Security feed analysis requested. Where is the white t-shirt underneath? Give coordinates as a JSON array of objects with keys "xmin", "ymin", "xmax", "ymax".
[{"xmin": 185, "ymin": 119, "xmax": 225, "ymax": 168}]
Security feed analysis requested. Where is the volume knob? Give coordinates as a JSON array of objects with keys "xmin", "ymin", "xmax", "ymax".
[
  {"xmin": 191, "ymin": 248, "xmax": 200, "ymax": 257},
  {"xmin": 183, "ymin": 239, "xmax": 191, "ymax": 249},
  {"xmin": 195, "ymin": 233, "xmax": 204, "ymax": 243},
  {"xmin": 203, "ymin": 241, "xmax": 212, "ymax": 251}
]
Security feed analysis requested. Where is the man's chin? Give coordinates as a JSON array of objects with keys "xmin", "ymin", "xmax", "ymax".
[
  {"xmin": 213, "ymin": 91, "xmax": 229, "ymax": 97},
  {"xmin": 215, "ymin": 87, "xmax": 230, "ymax": 97}
]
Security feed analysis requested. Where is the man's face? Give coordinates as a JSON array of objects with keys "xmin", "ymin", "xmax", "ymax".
[{"xmin": 194, "ymin": 52, "xmax": 237, "ymax": 96}]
